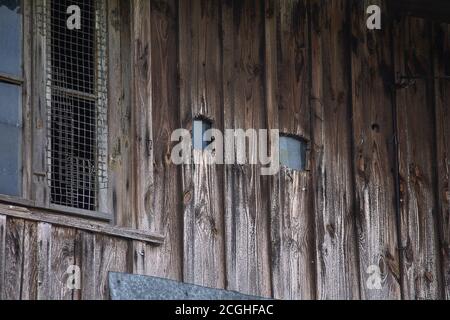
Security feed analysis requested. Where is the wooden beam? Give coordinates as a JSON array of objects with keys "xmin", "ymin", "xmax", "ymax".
[
  {"xmin": 0, "ymin": 204, "xmax": 164, "ymax": 245},
  {"xmin": 392, "ymin": 0, "xmax": 450, "ymax": 23}
]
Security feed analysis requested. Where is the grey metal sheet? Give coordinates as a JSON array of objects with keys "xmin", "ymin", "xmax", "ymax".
[{"xmin": 109, "ymin": 272, "xmax": 267, "ymax": 300}]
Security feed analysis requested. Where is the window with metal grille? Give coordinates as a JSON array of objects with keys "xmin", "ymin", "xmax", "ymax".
[{"xmin": 44, "ymin": 0, "xmax": 107, "ymax": 211}]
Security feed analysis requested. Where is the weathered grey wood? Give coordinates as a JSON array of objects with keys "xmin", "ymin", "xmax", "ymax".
[
  {"xmin": 77, "ymin": 232, "xmax": 130, "ymax": 300},
  {"xmin": 98, "ymin": 235, "xmax": 130, "ymax": 299},
  {"xmin": 108, "ymin": 0, "xmax": 134, "ymax": 228},
  {"xmin": 22, "ymin": 0, "xmax": 33, "ymax": 199},
  {"xmin": 0, "ymin": 215, "xmax": 6, "ymax": 298},
  {"xmin": 148, "ymin": 0, "xmax": 182, "ymax": 281},
  {"xmin": 266, "ymin": 0, "xmax": 315, "ymax": 300},
  {"xmin": 433, "ymin": 23, "xmax": 450, "ymax": 300},
  {"xmin": 222, "ymin": 0, "xmax": 271, "ymax": 297},
  {"xmin": 21, "ymin": 221, "xmax": 38, "ymax": 300},
  {"xmin": 132, "ymin": 0, "xmax": 154, "ymax": 231},
  {"xmin": 264, "ymin": 0, "xmax": 280, "ymax": 300},
  {"xmin": 49, "ymin": 227, "xmax": 76, "ymax": 300},
  {"xmin": 394, "ymin": 17, "xmax": 442, "ymax": 300},
  {"xmin": 31, "ymin": 0, "xmax": 49, "ymax": 206},
  {"xmin": 350, "ymin": 0, "xmax": 402, "ymax": 299},
  {"xmin": 74, "ymin": 231, "xmax": 94, "ymax": 300},
  {"xmin": 3, "ymin": 218, "xmax": 24, "ymax": 300},
  {"xmin": 179, "ymin": 0, "xmax": 225, "ymax": 288},
  {"xmin": 0, "ymin": 203, "xmax": 164, "ymax": 244},
  {"xmin": 132, "ymin": 240, "xmax": 149, "ymax": 276},
  {"xmin": 221, "ymin": 0, "xmax": 237, "ymax": 294},
  {"xmin": 36, "ymin": 222, "xmax": 51, "ymax": 300},
  {"xmin": 310, "ymin": 0, "xmax": 360, "ymax": 300}
]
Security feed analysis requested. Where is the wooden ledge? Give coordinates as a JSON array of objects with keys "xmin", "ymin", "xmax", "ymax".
[{"xmin": 0, "ymin": 202, "xmax": 165, "ymax": 246}]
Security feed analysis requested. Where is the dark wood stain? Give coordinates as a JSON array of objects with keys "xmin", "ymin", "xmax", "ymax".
[{"xmin": 0, "ymin": 0, "xmax": 448, "ymax": 300}]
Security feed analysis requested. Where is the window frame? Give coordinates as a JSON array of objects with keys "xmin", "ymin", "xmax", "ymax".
[{"xmin": 0, "ymin": 0, "xmax": 111, "ymax": 222}]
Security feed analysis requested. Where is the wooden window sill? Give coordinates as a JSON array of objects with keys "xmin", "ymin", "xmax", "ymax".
[{"xmin": 0, "ymin": 199, "xmax": 164, "ymax": 246}]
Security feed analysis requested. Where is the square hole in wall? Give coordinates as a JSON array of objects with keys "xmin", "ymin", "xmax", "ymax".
[{"xmin": 279, "ymin": 135, "xmax": 307, "ymax": 171}]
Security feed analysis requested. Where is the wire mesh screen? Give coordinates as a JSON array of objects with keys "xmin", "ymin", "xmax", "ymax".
[{"xmin": 43, "ymin": 0, "xmax": 108, "ymax": 211}]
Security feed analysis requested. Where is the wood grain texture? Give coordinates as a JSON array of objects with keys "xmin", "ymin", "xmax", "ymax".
[
  {"xmin": 31, "ymin": 0, "xmax": 50, "ymax": 206},
  {"xmin": 132, "ymin": 240, "xmax": 149, "ymax": 276},
  {"xmin": 132, "ymin": 0, "xmax": 154, "ymax": 231},
  {"xmin": 49, "ymin": 227, "xmax": 76, "ymax": 300},
  {"xmin": 36, "ymin": 222, "xmax": 51, "ymax": 300},
  {"xmin": 0, "ymin": 203, "xmax": 164, "ymax": 244},
  {"xmin": 77, "ymin": 232, "xmax": 130, "ymax": 300},
  {"xmin": 394, "ymin": 17, "xmax": 442, "ymax": 300},
  {"xmin": 3, "ymin": 218, "xmax": 24, "ymax": 300},
  {"xmin": 350, "ymin": 0, "xmax": 401, "ymax": 299},
  {"xmin": 222, "ymin": 0, "xmax": 271, "ymax": 297},
  {"xmin": 22, "ymin": 0, "xmax": 32, "ymax": 199},
  {"xmin": 433, "ymin": 23, "xmax": 450, "ymax": 300},
  {"xmin": 179, "ymin": 0, "xmax": 225, "ymax": 288},
  {"xmin": 147, "ymin": 0, "xmax": 182, "ymax": 281},
  {"xmin": 21, "ymin": 222, "xmax": 38, "ymax": 300},
  {"xmin": 310, "ymin": 0, "xmax": 360, "ymax": 300},
  {"xmin": 108, "ymin": 0, "xmax": 134, "ymax": 227},
  {"xmin": 266, "ymin": 0, "xmax": 315, "ymax": 300},
  {"xmin": 0, "ymin": 215, "xmax": 6, "ymax": 298}
]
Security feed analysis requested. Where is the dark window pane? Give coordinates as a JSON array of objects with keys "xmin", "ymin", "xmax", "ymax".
[
  {"xmin": 0, "ymin": 82, "xmax": 22, "ymax": 196},
  {"xmin": 0, "ymin": 0, "xmax": 22, "ymax": 76}
]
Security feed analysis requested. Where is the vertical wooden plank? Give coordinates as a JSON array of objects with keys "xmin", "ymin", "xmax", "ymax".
[
  {"xmin": 179, "ymin": 0, "xmax": 225, "ymax": 288},
  {"xmin": 75, "ymin": 231, "xmax": 95, "ymax": 300},
  {"xmin": 49, "ymin": 227, "xmax": 76, "ymax": 300},
  {"xmin": 32, "ymin": 0, "xmax": 49, "ymax": 206},
  {"xmin": 433, "ymin": 23, "xmax": 450, "ymax": 300},
  {"xmin": 264, "ymin": 0, "xmax": 280, "ymax": 299},
  {"xmin": 132, "ymin": 241, "xmax": 148, "ymax": 276},
  {"xmin": 266, "ymin": 0, "xmax": 316, "ymax": 300},
  {"xmin": 0, "ymin": 215, "xmax": 6, "ymax": 298},
  {"xmin": 78, "ymin": 232, "xmax": 130, "ymax": 300},
  {"xmin": 148, "ymin": 0, "xmax": 182, "ymax": 281},
  {"xmin": 36, "ymin": 222, "xmax": 51, "ymax": 300},
  {"xmin": 221, "ymin": 0, "xmax": 236, "ymax": 293},
  {"xmin": 108, "ymin": 0, "xmax": 134, "ymax": 228},
  {"xmin": 350, "ymin": 0, "xmax": 401, "ymax": 299},
  {"xmin": 96, "ymin": 235, "xmax": 130, "ymax": 300},
  {"xmin": 3, "ymin": 218, "xmax": 24, "ymax": 300},
  {"xmin": 394, "ymin": 17, "xmax": 442, "ymax": 300},
  {"xmin": 21, "ymin": 221, "xmax": 38, "ymax": 300},
  {"xmin": 22, "ymin": 0, "xmax": 33, "ymax": 199},
  {"xmin": 222, "ymin": 0, "xmax": 271, "ymax": 297},
  {"xmin": 132, "ymin": 0, "xmax": 154, "ymax": 231},
  {"xmin": 310, "ymin": 0, "xmax": 360, "ymax": 299}
]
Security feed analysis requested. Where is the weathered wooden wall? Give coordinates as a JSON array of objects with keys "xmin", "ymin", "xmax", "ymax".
[{"xmin": 0, "ymin": 0, "xmax": 449, "ymax": 300}]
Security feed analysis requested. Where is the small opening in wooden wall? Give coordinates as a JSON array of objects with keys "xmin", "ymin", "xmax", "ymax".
[
  {"xmin": 192, "ymin": 117, "xmax": 213, "ymax": 151},
  {"xmin": 279, "ymin": 135, "xmax": 307, "ymax": 171}
]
